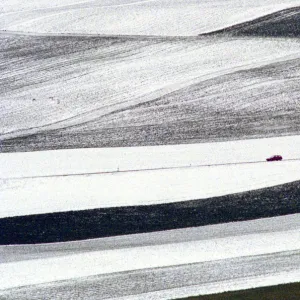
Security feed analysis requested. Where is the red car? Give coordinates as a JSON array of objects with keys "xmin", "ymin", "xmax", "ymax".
[{"xmin": 266, "ymin": 155, "xmax": 283, "ymax": 162}]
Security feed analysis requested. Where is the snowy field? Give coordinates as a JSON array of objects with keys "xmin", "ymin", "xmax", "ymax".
[
  {"xmin": 2, "ymin": 160, "xmax": 300, "ymax": 218},
  {"xmin": 1, "ymin": 214, "xmax": 300, "ymax": 298},
  {"xmin": 3, "ymin": 213, "xmax": 299, "ymax": 262},
  {"xmin": 1, "ymin": 135, "xmax": 300, "ymax": 218},
  {"xmin": 2, "ymin": 135, "xmax": 300, "ymax": 178},
  {"xmin": 1, "ymin": 0, "xmax": 300, "ymax": 36},
  {"xmin": 2, "ymin": 0, "xmax": 300, "ymax": 298},
  {"xmin": 5, "ymin": 230, "xmax": 299, "ymax": 289}
]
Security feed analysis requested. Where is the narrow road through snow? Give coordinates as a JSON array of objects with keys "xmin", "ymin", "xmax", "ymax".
[{"xmin": 1, "ymin": 135, "xmax": 300, "ymax": 218}]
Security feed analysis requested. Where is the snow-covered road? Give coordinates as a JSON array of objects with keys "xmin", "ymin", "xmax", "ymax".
[{"xmin": 1, "ymin": 135, "xmax": 300, "ymax": 218}]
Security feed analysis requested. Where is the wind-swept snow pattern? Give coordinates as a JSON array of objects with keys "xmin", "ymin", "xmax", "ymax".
[{"xmin": 2, "ymin": 0, "xmax": 300, "ymax": 298}]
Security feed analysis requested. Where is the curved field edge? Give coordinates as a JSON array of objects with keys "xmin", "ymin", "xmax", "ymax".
[
  {"xmin": 2, "ymin": 1, "xmax": 300, "ymax": 36},
  {"xmin": 175, "ymin": 281, "xmax": 300, "ymax": 300},
  {"xmin": 201, "ymin": 6, "xmax": 300, "ymax": 37},
  {"xmin": 1, "ymin": 179, "xmax": 300, "ymax": 244}
]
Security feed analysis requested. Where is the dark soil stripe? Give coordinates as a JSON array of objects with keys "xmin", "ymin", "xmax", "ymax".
[
  {"xmin": 201, "ymin": 6, "xmax": 300, "ymax": 37},
  {"xmin": 1, "ymin": 180, "xmax": 300, "ymax": 244},
  {"xmin": 176, "ymin": 281, "xmax": 300, "ymax": 300}
]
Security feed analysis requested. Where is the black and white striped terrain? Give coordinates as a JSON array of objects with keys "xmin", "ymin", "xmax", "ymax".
[{"xmin": 1, "ymin": 0, "xmax": 300, "ymax": 299}]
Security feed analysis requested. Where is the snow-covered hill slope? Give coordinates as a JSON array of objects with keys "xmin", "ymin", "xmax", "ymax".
[
  {"xmin": 1, "ymin": 0, "xmax": 300, "ymax": 36},
  {"xmin": 1, "ymin": 33, "xmax": 300, "ymax": 151}
]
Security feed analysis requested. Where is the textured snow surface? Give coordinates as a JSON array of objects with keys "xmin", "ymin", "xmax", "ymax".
[
  {"xmin": 1, "ymin": 135, "xmax": 300, "ymax": 218},
  {"xmin": 120, "ymin": 271, "xmax": 300, "ymax": 300},
  {"xmin": 2, "ymin": 1, "xmax": 300, "ymax": 297},
  {"xmin": 1, "ymin": 230, "xmax": 300, "ymax": 289},
  {"xmin": 1, "ymin": 0, "xmax": 300, "ymax": 36},
  {"xmin": 1, "ymin": 35, "xmax": 300, "ymax": 141},
  {"xmin": 1, "ymin": 214, "xmax": 300, "ymax": 292}
]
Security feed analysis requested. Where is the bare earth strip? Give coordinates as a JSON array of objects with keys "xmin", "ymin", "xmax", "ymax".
[
  {"xmin": 2, "ymin": 213, "xmax": 300, "ymax": 262},
  {"xmin": 175, "ymin": 282, "xmax": 300, "ymax": 300},
  {"xmin": 1, "ymin": 179, "xmax": 300, "ymax": 244},
  {"xmin": 202, "ymin": 6, "xmax": 300, "ymax": 37}
]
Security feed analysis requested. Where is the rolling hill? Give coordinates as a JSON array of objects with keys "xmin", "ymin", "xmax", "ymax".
[
  {"xmin": 2, "ymin": 0, "xmax": 300, "ymax": 36},
  {"xmin": 2, "ymin": 2, "xmax": 300, "ymax": 298},
  {"xmin": 1, "ymin": 32, "xmax": 300, "ymax": 151},
  {"xmin": 202, "ymin": 6, "xmax": 300, "ymax": 37}
]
